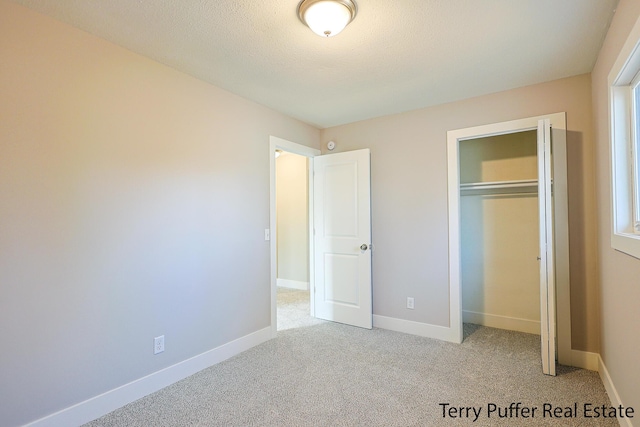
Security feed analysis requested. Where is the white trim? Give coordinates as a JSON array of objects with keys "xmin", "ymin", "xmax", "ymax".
[
  {"xmin": 25, "ymin": 327, "xmax": 272, "ymax": 427},
  {"xmin": 631, "ymin": 81, "xmax": 640, "ymax": 234},
  {"xmin": 373, "ymin": 315, "xmax": 459, "ymax": 343},
  {"xmin": 447, "ymin": 113, "xmax": 572, "ymax": 367},
  {"xmin": 276, "ymin": 279, "xmax": 309, "ymax": 290},
  {"xmin": 570, "ymin": 349, "xmax": 599, "ymax": 372},
  {"xmin": 598, "ymin": 356, "xmax": 634, "ymax": 427},
  {"xmin": 462, "ymin": 311, "xmax": 540, "ymax": 335},
  {"xmin": 269, "ymin": 136, "xmax": 320, "ymax": 338}
]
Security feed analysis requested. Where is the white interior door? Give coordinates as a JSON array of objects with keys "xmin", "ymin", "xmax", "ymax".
[
  {"xmin": 538, "ymin": 119, "xmax": 557, "ymax": 376},
  {"xmin": 313, "ymin": 149, "xmax": 372, "ymax": 329}
]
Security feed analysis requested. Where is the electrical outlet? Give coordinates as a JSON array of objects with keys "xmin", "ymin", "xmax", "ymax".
[
  {"xmin": 407, "ymin": 297, "xmax": 415, "ymax": 310},
  {"xmin": 154, "ymin": 335, "xmax": 164, "ymax": 354}
]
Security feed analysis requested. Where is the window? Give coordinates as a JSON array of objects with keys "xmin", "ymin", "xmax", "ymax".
[{"xmin": 609, "ymin": 16, "xmax": 640, "ymax": 259}]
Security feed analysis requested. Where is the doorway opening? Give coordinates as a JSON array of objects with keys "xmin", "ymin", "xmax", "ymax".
[
  {"xmin": 269, "ymin": 137, "xmax": 320, "ymax": 337},
  {"xmin": 269, "ymin": 137, "xmax": 373, "ymax": 336},
  {"xmin": 447, "ymin": 113, "xmax": 571, "ymax": 375},
  {"xmin": 274, "ymin": 150, "xmax": 323, "ymax": 331}
]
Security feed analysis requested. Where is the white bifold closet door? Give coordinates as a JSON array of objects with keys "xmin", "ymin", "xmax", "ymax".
[{"xmin": 537, "ymin": 118, "xmax": 556, "ymax": 376}]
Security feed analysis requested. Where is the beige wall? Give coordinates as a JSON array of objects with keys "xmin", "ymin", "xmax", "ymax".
[
  {"xmin": 276, "ymin": 153, "xmax": 309, "ymax": 284},
  {"xmin": 459, "ymin": 132, "xmax": 538, "ymax": 183},
  {"xmin": 592, "ymin": 0, "xmax": 640, "ymax": 414},
  {"xmin": 322, "ymin": 73, "xmax": 597, "ymax": 351},
  {"xmin": 0, "ymin": 2, "xmax": 319, "ymax": 425}
]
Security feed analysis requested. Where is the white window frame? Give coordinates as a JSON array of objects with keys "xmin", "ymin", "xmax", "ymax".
[
  {"xmin": 632, "ymin": 77, "xmax": 640, "ymax": 233},
  {"xmin": 609, "ymin": 14, "xmax": 640, "ymax": 259}
]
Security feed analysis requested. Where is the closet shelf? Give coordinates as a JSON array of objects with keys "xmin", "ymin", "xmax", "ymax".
[{"xmin": 460, "ymin": 179, "xmax": 539, "ymax": 195}]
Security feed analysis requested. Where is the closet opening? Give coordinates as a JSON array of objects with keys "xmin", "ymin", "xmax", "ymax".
[
  {"xmin": 459, "ymin": 130, "xmax": 541, "ymax": 335},
  {"xmin": 447, "ymin": 113, "xmax": 571, "ymax": 376}
]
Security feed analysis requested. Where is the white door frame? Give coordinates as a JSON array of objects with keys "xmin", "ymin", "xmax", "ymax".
[
  {"xmin": 446, "ymin": 112, "xmax": 572, "ymax": 367},
  {"xmin": 269, "ymin": 136, "xmax": 320, "ymax": 338}
]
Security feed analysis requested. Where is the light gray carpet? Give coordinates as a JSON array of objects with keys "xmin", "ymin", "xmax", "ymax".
[
  {"xmin": 84, "ymin": 294, "xmax": 616, "ymax": 426},
  {"xmin": 276, "ymin": 287, "xmax": 325, "ymax": 331}
]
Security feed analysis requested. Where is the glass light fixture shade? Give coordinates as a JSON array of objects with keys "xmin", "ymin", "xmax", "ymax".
[{"xmin": 298, "ymin": 0, "xmax": 357, "ymax": 38}]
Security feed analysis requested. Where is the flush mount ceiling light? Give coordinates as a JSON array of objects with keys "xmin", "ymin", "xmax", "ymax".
[{"xmin": 297, "ymin": 0, "xmax": 358, "ymax": 38}]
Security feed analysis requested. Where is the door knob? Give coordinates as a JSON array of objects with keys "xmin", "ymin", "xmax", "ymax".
[{"xmin": 360, "ymin": 244, "xmax": 369, "ymax": 251}]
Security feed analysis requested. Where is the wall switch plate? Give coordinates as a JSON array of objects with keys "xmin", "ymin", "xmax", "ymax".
[
  {"xmin": 154, "ymin": 335, "xmax": 164, "ymax": 354},
  {"xmin": 264, "ymin": 229, "xmax": 270, "ymax": 241},
  {"xmin": 407, "ymin": 297, "xmax": 415, "ymax": 310}
]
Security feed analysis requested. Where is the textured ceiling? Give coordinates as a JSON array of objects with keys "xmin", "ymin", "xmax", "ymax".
[{"xmin": 11, "ymin": 0, "xmax": 619, "ymax": 128}]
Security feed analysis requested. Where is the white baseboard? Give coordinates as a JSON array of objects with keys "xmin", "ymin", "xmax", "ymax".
[
  {"xmin": 463, "ymin": 310, "xmax": 540, "ymax": 335},
  {"xmin": 26, "ymin": 327, "xmax": 272, "ymax": 427},
  {"xmin": 373, "ymin": 315, "xmax": 459, "ymax": 343},
  {"xmin": 598, "ymin": 355, "xmax": 633, "ymax": 427},
  {"xmin": 276, "ymin": 279, "xmax": 309, "ymax": 290},
  {"xmin": 570, "ymin": 349, "xmax": 600, "ymax": 371}
]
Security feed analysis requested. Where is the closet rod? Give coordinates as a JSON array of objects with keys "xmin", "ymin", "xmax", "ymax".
[{"xmin": 460, "ymin": 179, "xmax": 538, "ymax": 191}]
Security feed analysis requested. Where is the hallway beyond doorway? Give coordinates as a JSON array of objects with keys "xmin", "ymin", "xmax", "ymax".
[{"xmin": 277, "ymin": 287, "xmax": 324, "ymax": 331}]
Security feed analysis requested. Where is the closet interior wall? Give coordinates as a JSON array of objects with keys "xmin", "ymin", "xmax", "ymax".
[{"xmin": 460, "ymin": 130, "xmax": 541, "ymax": 335}]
